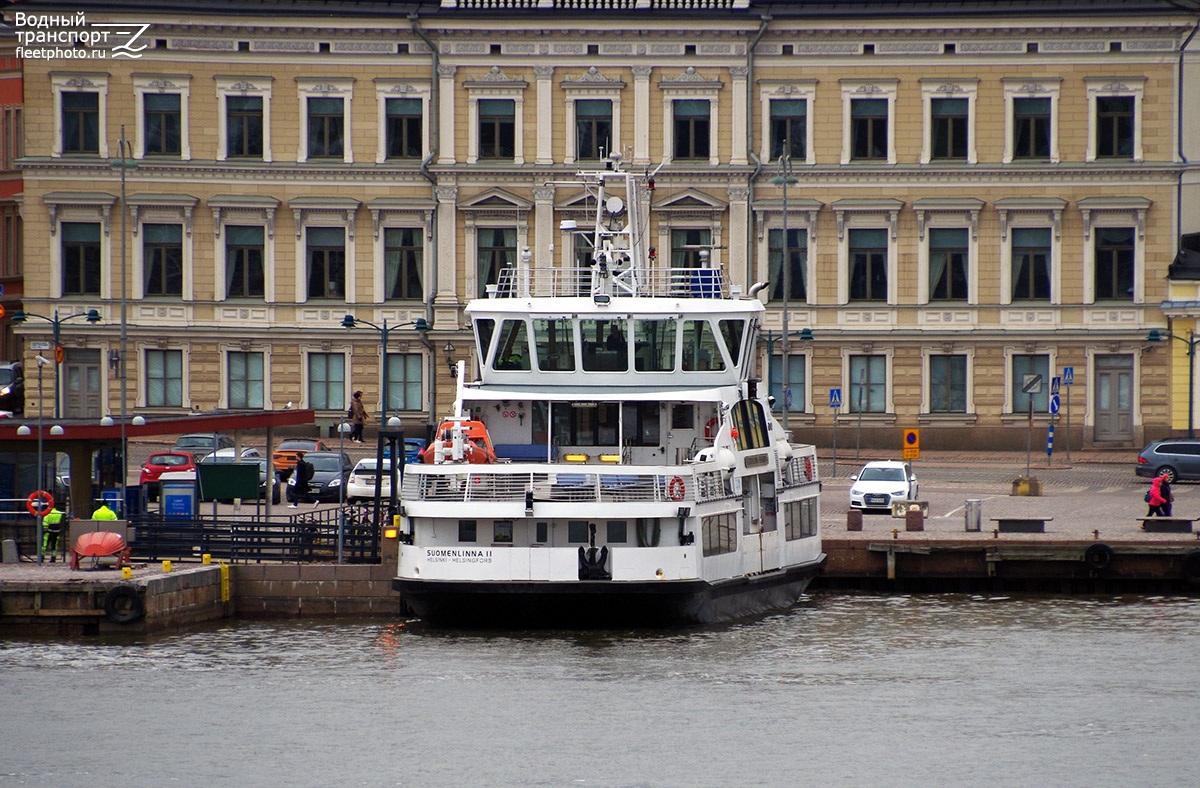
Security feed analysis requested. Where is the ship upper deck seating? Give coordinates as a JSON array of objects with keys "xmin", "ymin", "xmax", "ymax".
[{"xmin": 494, "ymin": 443, "xmax": 556, "ymax": 463}]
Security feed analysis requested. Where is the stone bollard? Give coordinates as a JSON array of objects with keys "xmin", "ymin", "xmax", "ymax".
[
  {"xmin": 905, "ymin": 509, "xmax": 925, "ymax": 531},
  {"xmin": 847, "ymin": 510, "xmax": 863, "ymax": 531}
]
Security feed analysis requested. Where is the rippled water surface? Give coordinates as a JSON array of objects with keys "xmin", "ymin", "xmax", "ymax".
[{"xmin": 2, "ymin": 594, "xmax": 1196, "ymax": 787}]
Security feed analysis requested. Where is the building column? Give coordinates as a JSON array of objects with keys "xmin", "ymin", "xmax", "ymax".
[
  {"xmin": 633, "ymin": 66, "xmax": 652, "ymax": 165},
  {"xmin": 729, "ymin": 66, "xmax": 748, "ymax": 165},
  {"xmin": 534, "ymin": 185, "xmax": 556, "ymax": 269},
  {"xmin": 535, "ymin": 66, "xmax": 554, "ymax": 165},
  {"xmin": 437, "ymin": 64, "xmax": 457, "ymax": 165},
  {"xmin": 727, "ymin": 186, "xmax": 750, "ymax": 290},
  {"xmin": 433, "ymin": 185, "xmax": 460, "ymax": 328}
]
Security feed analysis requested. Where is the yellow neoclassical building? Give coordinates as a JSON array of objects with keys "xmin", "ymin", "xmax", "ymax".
[{"xmin": 6, "ymin": 0, "xmax": 1200, "ymax": 450}]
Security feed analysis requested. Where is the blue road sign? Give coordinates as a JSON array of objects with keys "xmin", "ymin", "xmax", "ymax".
[
  {"xmin": 1049, "ymin": 394, "xmax": 1060, "ymax": 414},
  {"xmin": 1051, "ymin": 376, "xmax": 1061, "ymax": 395},
  {"xmin": 829, "ymin": 388, "xmax": 842, "ymax": 408},
  {"xmin": 1047, "ymin": 423, "xmax": 1055, "ymax": 456},
  {"xmin": 1063, "ymin": 366, "xmax": 1074, "ymax": 385}
]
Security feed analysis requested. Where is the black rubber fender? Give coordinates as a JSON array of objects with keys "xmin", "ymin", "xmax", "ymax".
[
  {"xmin": 1083, "ymin": 543, "xmax": 1114, "ymax": 571},
  {"xmin": 1182, "ymin": 551, "xmax": 1200, "ymax": 585},
  {"xmin": 103, "ymin": 585, "xmax": 145, "ymax": 624}
]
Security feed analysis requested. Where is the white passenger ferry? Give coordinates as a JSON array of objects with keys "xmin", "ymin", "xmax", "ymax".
[{"xmin": 394, "ymin": 158, "xmax": 824, "ymax": 627}]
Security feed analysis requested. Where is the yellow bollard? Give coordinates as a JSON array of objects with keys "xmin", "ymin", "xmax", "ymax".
[
  {"xmin": 162, "ymin": 560, "xmax": 173, "ymax": 573},
  {"xmin": 202, "ymin": 553, "xmax": 212, "ymax": 565},
  {"xmin": 121, "ymin": 566, "xmax": 132, "ymax": 579}
]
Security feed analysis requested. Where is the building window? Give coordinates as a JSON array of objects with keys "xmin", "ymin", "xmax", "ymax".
[
  {"xmin": 478, "ymin": 99, "xmax": 515, "ymax": 160},
  {"xmin": 146, "ymin": 349, "xmax": 183, "ymax": 407},
  {"xmin": 849, "ymin": 228, "xmax": 888, "ymax": 302},
  {"xmin": 1011, "ymin": 227, "xmax": 1051, "ymax": 301},
  {"xmin": 671, "ymin": 228, "xmax": 711, "ymax": 269},
  {"xmin": 575, "ymin": 99, "xmax": 613, "ymax": 161},
  {"xmin": 769, "ymin": 99, "xmax": 806, "ymax": 161},
  {"xmin": 851, "ymin": 98, "xmax": 888, "ymax": 161},
  {"xmin": 307, "ymin": 352, "xmax": 344, "ymax": 410},
  {"xmin": 929, "ymin": 227, "xmax": 969, "ymax": 301},
  {"xmin": 768, "ymin": 228, "xmax": 807, "ymax": 302},
  {"xmin": 143, "ymin": 224, "xmax": 183, "ymax": 297},
  {"xmin": 62, "ymin": 92, "xmax": 99, "ymax": 154},
  {"xmin": 226, "ymin": 96, "xmax": 263, "ymax": 158},
  {"xmin": 385, "ymin": 352, "xmax": 423, "ymax": 412},
  {"xmin": 61, "ymin": 222, "xmax": 101, "ymax": 295},
  {"xmin": 673, "ymin": 99, "xmax": 710, "ymax": 160},
  {"xmin": 228, "ymin": 351, "xmax": 264, "ymax": 409},
  {"xmin": 929, "ymin": 355, "xmax": 967, "ymax": 413},
  {"xmin": 930, "ymin": 98, "xmax": 968, "ymax": 160},
  {"xmin": 1012, "ymin": 354, "xmax": 1050, "ymax": 413},
  {"xmin": 143, "ymin": 94, "xmax": 181, "ymax": 155},
  {"xmin": 225, "ymin": 225, "xmax": 265, "ymax": 298},
  {"xmin": 1094, "ymin": 227, "xmax": 1134, "ymax": 301},
  {"xmin": 307, "ymin": 97, "xmax": 344, "ymax": 158},
  {"xmin": 768, "ymin": 354, "xmax": 806, "ymax": 413},
  {"xmin": 1096, "ymin": 96, "xmax": 1134, "ymax": 159},
  {"xmin": 1013, "ymin": 97, "xmax": 1051, "ymax": 160},
  {"xmin": 848, "ymin": 355, "xmax": 886, "ymax": 414},
  {"xmin": 385, "ymin": 98, "xmax": 422, "ymax": 160},
  {"xmin": 306, "ymin": 227, "xmax": 345, "ymax": 299},
  {"xmin": 384, "ymin": 227, "xmax": 423, "ymax": 300},
  {"xmin": 477, "ymin": 227, "xmax": 516, "ymax": 298}
]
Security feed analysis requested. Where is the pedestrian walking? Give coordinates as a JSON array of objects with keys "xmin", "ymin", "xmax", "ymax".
[
  {"xmin": 1158, "ymin": 471, "xmax": 1174, "ymax": 517},
  {"xmin": 349, "ymin": 390, "xmax": 368, "ymax": 443},
  {"xmin": 1146, "ymin": 473, "xmax": 1169, "ymax": 517},
  {"xmin": 287, "ymin": 454, "xmax": 314, "ymax": 508}
]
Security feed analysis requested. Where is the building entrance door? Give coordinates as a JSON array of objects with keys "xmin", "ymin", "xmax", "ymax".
[
  {"xmin": 1093, "ymin": 354, "xmax": 1132, "ymax": 443},
  {"xmin": 62, "ymin": 349, "xmax": 103, "ymax": 419}
]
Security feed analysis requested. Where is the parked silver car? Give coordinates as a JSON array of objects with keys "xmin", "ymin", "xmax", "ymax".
[{"xmin": 1136, "ymin": 439, "xmax": 1200, "ymax": 482}]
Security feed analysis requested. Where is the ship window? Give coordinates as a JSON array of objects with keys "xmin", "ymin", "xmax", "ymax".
[
  {"xmin": 553, "ymin": 402, "xmax": 618, "ymax": 446},
  {"xmin": 458, "ymin": 520, "xmax": 477, "ymax": 542},
  {"xmin": 633, "ymin": 318, "xmax": 677, "ymax": 372},
  {"xmin": 702, "ymin": 511, "xmax": 737, "ymax": 557},
  {"xmin": 682, "ymin": 320, "xmax": 725, "ymax": 372},
  {"xmin": 672, "ymin": 404, "xmax": 695, "ymax": 430},
  {"xmin": 606, "ymin": 521, "xmax": 628, "ymax": 543},
  {"xmin": 568, "ymin": 521, "xmax": 589, "ymax": 543},
  {"xmin": 784, "ymin": 498, "xmax": 818, "ymax": 540},
  {"xmin": 533, "ymin": 318, "xmax": 576, "ymax": 372},
  {"xmin": 535, "ymin": 522, "xmax": 548, "ymax": 543},
  {"xmin": 731, "ymin": 399, "xmax": 769, "ymax": 451},
  {"xmin": 474, "ymin": 318, "xmax": 496, "ymax": 367},
  {"xmin": 621, "ymin": 402, "xmax": 661, "ymax": 446},
  {"xmin": 492, "ymin": 319, "xmax": 531, "ymax": 370},
  {"xmin": 718, "ymin": 320, "xmax": 745, "ymax": 366},
  {"xmin": 493, "ymin": 520, "xmax": 513, "ymax": 544},
  {"xmin": 581, "ymin": 318, "xmax": 628, "ymax": 371}
]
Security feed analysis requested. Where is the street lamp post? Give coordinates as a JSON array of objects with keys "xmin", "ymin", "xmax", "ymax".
[
  {"xmin": 340, "ymin": 314, "xmax": 430, "ymax": 426},
  {"xmin": 10, "ymin": 308, "xmax": 101, "ymax": 419},
  {"xmin": 760, "ymin": 327, "xmax": 813, "ymax": 433},
  {"xmin": 337, "ymin": 419, "xmax": 351, "ymax": 563},
  {"xmin": 110, "ymin": 128, "xmax": 136, "ymax": 515},
  {"xmin": 772, "ymin": 154, "xmax": 799, "ymax": 437},
  {"xmin": 18, "ymin": 356, "xmax": 63, "ymax": 563},
  {"xmin": 1148, "ymin": 329, "xmax": 1200, "ymax": 438}
]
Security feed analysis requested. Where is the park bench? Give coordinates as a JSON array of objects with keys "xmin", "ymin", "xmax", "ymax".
[
  {"xmin": 991, "ymin": 516, "xmax": 1052, "ymax": 533},
  {"xmin": 1138, "ymin": 518, "xmax": 1194, "ymax": 534}
]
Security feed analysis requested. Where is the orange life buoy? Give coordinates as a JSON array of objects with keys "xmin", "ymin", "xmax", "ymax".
[
  {"xmin": 667, "ymin": 476, "xmax": 686, "ymax": 501},
  {"xmin": 704, "ymin": 417, "xmax": 719, "ymax": 439}
]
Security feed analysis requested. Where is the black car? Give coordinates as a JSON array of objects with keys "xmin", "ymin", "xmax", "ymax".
[
  {"xmin": 0, "ymin": 361, "xmax": 24, "ymax": 415},
  {"xmin": 288, "ymin": 451, "xmax": 352, "ymax": 503}
]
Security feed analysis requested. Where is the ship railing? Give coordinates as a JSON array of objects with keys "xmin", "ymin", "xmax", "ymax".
[
  {"xmin": 780, "ymin": 453, "xmax": 820, "ymax": 488},
  {"xmin": 495, "ymin": 266, "xmax": 726, "ymax": 299},
  {"xmin": 403, "ymin": 466, "xmax": 712, "ymax": 504}
]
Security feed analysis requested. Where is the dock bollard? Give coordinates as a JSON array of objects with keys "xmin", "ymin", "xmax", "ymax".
[
  {"xmin": 965, "ymin": 500, "xmax": 982, "ymax": 532},
  {"xmin": 847, "ymin": 510, "xmax": 863, "ymax": 531},
  {"xmin": 162, "ymin": 560, "xmax": 172, "ymax": 573},
  {"xmin": 905, "ymin": 508, "xmax": 924, "ymax": 531},
  {"xmin": 121, "ymin": 566, "xmax": 132, "ymax": 579}
]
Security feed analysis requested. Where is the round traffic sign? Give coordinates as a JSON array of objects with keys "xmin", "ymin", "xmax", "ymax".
[{"xmin": 26, "ymin": 490, "xmax": 54, "ymax": 517}]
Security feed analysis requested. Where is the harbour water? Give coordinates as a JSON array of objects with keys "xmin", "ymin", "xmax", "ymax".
[{"xmin": 2, "ymin": 593, "xmax": 1196, "ymax": 787}]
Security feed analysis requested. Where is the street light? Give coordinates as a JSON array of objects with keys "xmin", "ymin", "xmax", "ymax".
[
  {"xmin": 760, "ymin": 328, "xmax": 814, "ymax": 425},
  {"xmin": 336, "ymin": 419, "xmax": 351, "ymax": 563},
  {"xmin": 1148, "ymin": 328, "xmax": 1200, "ymax": 437},
  {"xmin": 110, "ymin": 127, "xmax": 136, "ymax": 520},
  {"xmin": 10, "ymin": 308, "xmax": 101, "ymax": 419},
  {"xmin": 772, "ymin": 153, "xmax": 799, "ymax": 436},
  {"xmin": 339, "ymin": 314, "xmax": 430, "ymax": 425}
]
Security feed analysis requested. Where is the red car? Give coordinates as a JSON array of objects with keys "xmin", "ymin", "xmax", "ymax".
[{"xmin": 139, "ymin": 451, "xmax": 195, "ymax": 501}]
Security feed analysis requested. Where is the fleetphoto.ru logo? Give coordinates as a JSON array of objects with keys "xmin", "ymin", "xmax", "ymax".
[{"xmin": 14, "ymin": 11, "xmax": 150, "ymax": 60}]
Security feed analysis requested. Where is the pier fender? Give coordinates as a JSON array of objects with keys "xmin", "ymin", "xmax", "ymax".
[
  {"xmin": 104, "ymin": 585, "xmax": 145, "ymax": 624},
  {"xmin": 1083, "ymin": 543, "xmax": 1114, "ymax": 571},
  {"xmin": 1182, "ymin": 551, "xmax": 1200, "ymax": 585}
]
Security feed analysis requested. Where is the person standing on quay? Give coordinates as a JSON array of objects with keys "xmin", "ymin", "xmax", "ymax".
[{"xmin": 349, "ymin": 390, "xmax": 368, "ymax": 444}]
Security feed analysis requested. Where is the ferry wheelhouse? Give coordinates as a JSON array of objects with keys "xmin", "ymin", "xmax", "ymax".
[{"xmin": 394, "ymin": 161, "xmax": 824, "ymax": 627}]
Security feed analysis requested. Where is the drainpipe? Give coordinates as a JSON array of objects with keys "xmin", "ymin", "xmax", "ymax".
[
  {"xmin": 411, "ymin": 13, "xmax": 440, "ymax": 436},
  {"xmin": 1176, "ymin": 15, "xmax": 1200, "ymax": 268},
  {"xmin": 745, "ymin": 15, "xmax": 771, "ymax": 289}
]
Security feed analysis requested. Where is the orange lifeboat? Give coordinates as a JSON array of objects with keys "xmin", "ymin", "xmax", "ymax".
[{"xmin": 420, "ymin": 419, "xmax": 498, "ymax": 464}]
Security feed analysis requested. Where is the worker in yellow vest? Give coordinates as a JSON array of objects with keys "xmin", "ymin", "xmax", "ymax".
[
  {"xmin": 42, "ymin": 505, "xmax": 65, "ymax": 562},
  {"xmin": 91, "ymin": 502, "xmax": 118, "ymax": 521}
]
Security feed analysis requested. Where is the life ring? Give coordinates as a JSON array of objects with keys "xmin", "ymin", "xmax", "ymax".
[
  {"xmin": 704, "ymin": 418, "xmax": 719, "ymax": 439},
  {"xmin": 1083, "ymin": 543, "xmax": 1114, "ymax": 571},
  {"xmin": 667, "ymin": 476, "xmax": 685, "ymax": 501},
  {"xmin": 103, "ymin": 585, "xmax": 145, "ymax": 624},
  {"xmin": 1181, "ymin": 550, "xmax": 1200, "ymax": 585}
]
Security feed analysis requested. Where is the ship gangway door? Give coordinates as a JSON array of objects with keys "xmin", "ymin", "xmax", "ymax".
[{"xmin": 739, "ymin": 473, "xmax": 782, "ymax": 574}]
